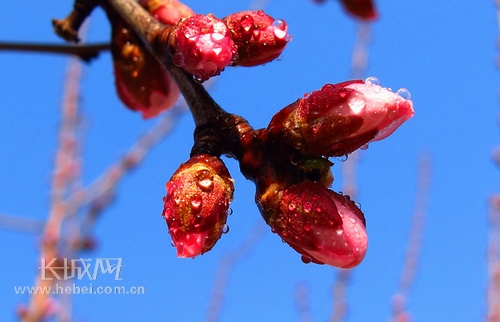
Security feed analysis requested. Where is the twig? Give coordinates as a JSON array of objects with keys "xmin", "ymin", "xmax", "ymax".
[
  {"xmin": 295, "ymin": 281, "xmax": 313, "ymax": 322},
  {"xmin": 391, "ymin": 152, "xmax": 431, "ymax": 322},
  {"xmin": 205, "ymin": 221, "xmax": 267, "ymax": 322},
  {"xmin": 0, "ymin": 42, "xmax": 109, "ymax": 62},
  {"xmin": 0, "ymin": 213, "xmax": 45, "ymax": 234}
]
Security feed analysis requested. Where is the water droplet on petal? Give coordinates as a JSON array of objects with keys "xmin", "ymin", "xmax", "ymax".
[
  {"xmin": 365, "ymin": 76, "xmax": 380, "ymax": 86},
  {"xmin": 240, "ymin": 15, "xmax": 254, "ymax": 32},
  {"xmin": 227, "ymin": 208, "xmax": 233, "ymax": 216},
  {"xmin": 191, "ymin": 194, "xmax": 202, "ymax": 209},
  {"xmin": 273, "ymin": 27, "xmax": 287, "ymax": 39},
  {"xmin": 301, "ymin": 255, "xmax": 312, "ymax": 264},
  {"xmin": 347, "ymin": 93, "xmax": 366, "ymax": 114},
  {"xmin": 288, "ymin": 203, "xmax": 296, "ymax": 211},
  {"xmin": 304, "ymin": 92, "xmax": 310, "ymax": 98},
  {"xmin": 304, "ymin": 222, "xmax": 312, "ymax": 231},
  {"xmin": 272, "ymin": 19, "xmax": 285, "ymax": 29},
  {"xmin": 396, "ymin": 88, "xmax": 411, "ymax": 100},
  {"xmin": 196, "ymin": 170, "xmax": 214, "ymax": 191},
  {"xmin": 222, "ymin": 225, "xmax": 230, "ymax": 234},
  {"xmin": 303, "ymin": 202, "xmax": 312, "ymax": 212},
  {"xmin": 339, "ymin": 89, "xmax": 347, "ymax": 98},
  {"xmin": 257, "ymin": 9, "xmax": 265, "ymax": 16},
  {"xmin": 360, "ymin": 143, "xmax": 369, "ymax": 150},
  {"xmin": 285, "ymin": 34, "xmax": 292, "ymax": 42},
  {"xmin": 252, "ymin": 29, "xmax": 261, "ymax": 39}
]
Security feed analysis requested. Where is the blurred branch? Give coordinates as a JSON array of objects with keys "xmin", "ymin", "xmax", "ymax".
[
  {"xmin": 295, "ymin": 281, "xmax": 313, "ymax": 322},
  {"xmin": 205, "ymin": 221, "xmax": 267, "ymax": 322},
  {"xmin": 0, "ymin": 42, "xmax": 109, "ymax": 62},
  {"xmin": 0, "ymin": 213, "xmax": 45, "ymax": 234},
  {"xmin": 488, "ymin": 195, "xmax": 500, "ymax": 321},
  {"xmin": 391, "ymin": 152, "xmax": 431, "ymax": 322}
]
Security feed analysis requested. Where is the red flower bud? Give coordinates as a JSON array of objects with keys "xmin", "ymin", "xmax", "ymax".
[
  {"xmin": 266, "ymin": 78, "xmax": 414, "ymax": 157},
  {"xmin": 267, "ymin": 180, "xmax": 367, "ymax": 268},
  {"xmin": 341, "ymin": 0, "xmax": 377, "ymax": 21},
  {"xmin": 111, "ymin": 21, "xmax": 179, "ymax": 118},
  {"xmin": 139, "ymin": 0, "xmax": 194, "ymax": 25},
  {"xmin": 162, "ymin": 155, "xmax": 234, "ymax": 258},
  {"xmin": 223, "ymin": 10, "xmax": 291, "ymax": 66},
  {"xmin": 170, "ymin": 14, "xmax": 237, "ymax": 82}
]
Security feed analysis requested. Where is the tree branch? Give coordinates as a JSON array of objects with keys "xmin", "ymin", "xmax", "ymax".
[{"xmin": 0, "ymin": 42, "xmax": 109, "ymax": 62}]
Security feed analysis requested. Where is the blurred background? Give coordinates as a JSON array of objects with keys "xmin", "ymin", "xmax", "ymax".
[{"xmin": 0, "ymin": 0, "xmax": 498, "ymax": 321}]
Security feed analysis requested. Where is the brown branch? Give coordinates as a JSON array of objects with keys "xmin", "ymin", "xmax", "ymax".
[{"xmin": 0, "ymin": 42, "xmax": 109, "ymax": 62}]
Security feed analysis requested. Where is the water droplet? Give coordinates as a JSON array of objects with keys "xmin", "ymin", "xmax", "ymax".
[
  {"xmin": 257, "ymin": 9, "xmax": 265, "ymax": 16},
  {"xmin": 354, "ymin": 202, "xmax": 362, "ymax": 209},
  {"xmin": 240, "ymin": 15, "xmax": 254, "ymax": 32},
  {"xmin": 349, "ymin": 217, "xmax": 356, "ymax": 223},
  {"xmin": 222, "ymin": 225, "xmax": 230, "ymax": 234},
  {"xmin": 304, "ymin": 222, "xmax": 312, "ymax": 231},
  {"xmin": 196, "ymin": 170, "xmax": 214, "ymax": 191},
  {"xmin": 339, "ymin": 89, "xmax": 347, "ymax": 98},
  {"xmin": 365, "ymin": 76, "xmax": 380, "ymax": 86},
  {"xmin": 347, "ymin": 93, "xmax": 366, "ymax": 113},
  {"xmin": 272, "ymin": 19, "xmax": 285, "ymax": 29},
  {"xmin": 174, "ymin": 195, "xmax": 181, "ymax": 204},
  {"xmin": 339, "ymin": 155, "xmax": 349, "ymax": 162},
  {"xmin": 396, "ymin": 88, "xmax": 411, "ymax": 100},
  {"xmin": 170, "ymin": 240, "xmax": 175, "ymax": 247},
  {"xmin": 273, "ymin": 27, "xmax": 287, "ymax": 39},
  {"xmin": 303, "ymin": 92, "xmax": 310, "ymax": 98},
  {"xmin": 285, "ymin": 34, "xmax": 292, "ymax": 42},
  {"xmin": 252, "ymin": 29, "xmax": 261, "ymax": 39},
  {"xmin": 191, "ymin": 194, "xmax": 202, "ymax": 209},
  {"xmin": 303, "ymin": 202, "xmax": 312, "ymax": 212},
  {"xmin": 336, "ymin": 228, "xmax": 343, "ymax": 235},
  {"xmin": 227, "ymin": 208, "xmax": 233, "ymax": 216},
  {"xmin": 301, "ymin": 255, "xmax": 312, "ymax": 264},
  {"xmin": 360, "ymin": 143, "xmax": 369, "ymax": 150},
  {"xmin": 288, "ymin": 203, "xmax": 296, "ymax": 211}
]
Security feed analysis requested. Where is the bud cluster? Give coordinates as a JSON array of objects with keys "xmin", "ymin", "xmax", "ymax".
[{"xmin": 168, "ymin": 10, "xmax": 291, "ymax": 81}]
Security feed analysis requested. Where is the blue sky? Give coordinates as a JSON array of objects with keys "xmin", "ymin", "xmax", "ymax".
[{"xmin": 1, "ymin": 0, "xmax": 499, "ymax": 321}]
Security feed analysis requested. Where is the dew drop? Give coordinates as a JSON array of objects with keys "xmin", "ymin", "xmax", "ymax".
[
  {"xmin": 252, "ymin": 29, "xmax": 261, "ymax": 39},
  {"xmin": 304, "ymin": 222, "xmax": 312, "ymax": 231},
  {"xmin": 301, "ymin": 255, "xmax": 312, "ymax": 264},
  {"xmin": 303, "ymin": 202, "xmax": 312, "ymax": 213},
  {"xmin": 273, "ymin": 27, "xmax": 287, "ymax": 39},
  {"xmin": 347, "ymin": 93, "xmax": 366, "ymax": 113},
  {"xmin": 303, "ymin": 92, "xmax": 310, "ymax": 98},
  {"xmin": 360, "ymin": 143, "xmax": 369, "ymax": 150},
  {"xmin": 285, "ymin": 34, "xmax": 292, "ymax": 42},
  {"xmin": 222, "ymin": 225, "xmax": 230, "ymax": 234},
  {"xmin": 339, "ymin": 89, "xmax": 347, "ymax": 98},
  {"xmin": 339, "ymin": 155, "xmax": 349, "ymax": 162},
  {"xmin": 238, "ymin": 15, "xmax": 253, "ymax": 32},
  {"xmin": 365, "ymin": 76, "xmax": 380, "ymax": 86},
  {"xmin": 191, "ymin": 194, "xmax": 202, "ymax": 209},
  {"xmin": 288, "ymin": 203, "xmax": 296, "ymax": 211},
  {"xmin": 272, "ymin": 19, "xmax": 285, "ymax": 29},
  {"xmin": 396, "ymin": 88, "xmax": 411, "ymax": 100},
  {"xmin": 170, "ymin": 240, "xmax": 175, "ymax": 247},
  {"xmin": 257, "ymin": 9, "xmax": 265, "ymax": 16},
  {"xmin": 227, "ymin": 208, "xmax": 233, "ymax": 216}
]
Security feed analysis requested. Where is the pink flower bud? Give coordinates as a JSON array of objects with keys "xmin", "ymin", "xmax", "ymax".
[
  {"xmin": 341, "ymin": 0, "xmax": 377, "ymax": 21},
  {"xmin": 112, "ymin": 21, "xmax": 179, "ymax": 118},
  {"xmin": 139, "ymin": 0, "xmax": 194, "ymax": 25},
  {"xmin": 266, "ymin": 78, "xmax": 414, "ymax": 157},
  {"xmin": 162, "ymin": 155, "xmax": 234, "ymax": 258},
  {"xmin": 223, "ymin": 10, "xmax": 291, "ymax": 66},
  {"xmin": 170, "ymin": 14, "xmax": 237, "ymax": 82},
  {"xmin": 268, "ymin": 180, "xmax": 367, "ymax": 268}
]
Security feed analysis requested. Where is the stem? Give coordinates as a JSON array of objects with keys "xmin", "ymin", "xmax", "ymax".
[
  {"xmin": 104, "ymin": 0, "xmax": 226, "ymax": 126},
  {"xmin": 0, "ymin": 42, "xmax": 109, "ymax": 62}
]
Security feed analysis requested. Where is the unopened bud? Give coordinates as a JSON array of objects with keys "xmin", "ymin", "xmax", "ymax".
[
  {"xmin": 162, "ymin": 155, "xmax": 234, "ymax": 258},
  {"xmin": 170, "ymin": 14, "xmax": 237, "ymax": 82},
  {"xmin": 223, "ymin": 10, "xmax": 291, "ymax": 66},
  {"xmin": 266, "ymin": 79, "xmax": 414, "ymax": 157},
  {"xmin": 264, "ymin": 180, "xmax": 367, "ymax": 268}
]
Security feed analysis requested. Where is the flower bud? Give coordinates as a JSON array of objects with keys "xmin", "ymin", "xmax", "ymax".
[
  {"xmin": 111, "ymin": 21, "xmax": 179, "ymax": 118},
  {"xmin": 139, "ymin": 0, "xmax": 194, "ymax": 25},
  {"xmin": 341, "ymin": 0, "xmax": 377, "ymax": 21},
  {"xmin": 266, "ymin": 79, "xmax": 414, "ymax": 157},
  {"xmin": 265, "ymin": 180, "xmax": 367, "ymax": 268},
  {"xmin": 223, "ymin": 10, "xmax": 291, "ymax": 66},
  {"xmin": 162, "ymin": 155, "xmax": 234, "ymax": 258},
  {"xmin": 170, "ymin": 14, "xmax": 237, "ymax": 82}
]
